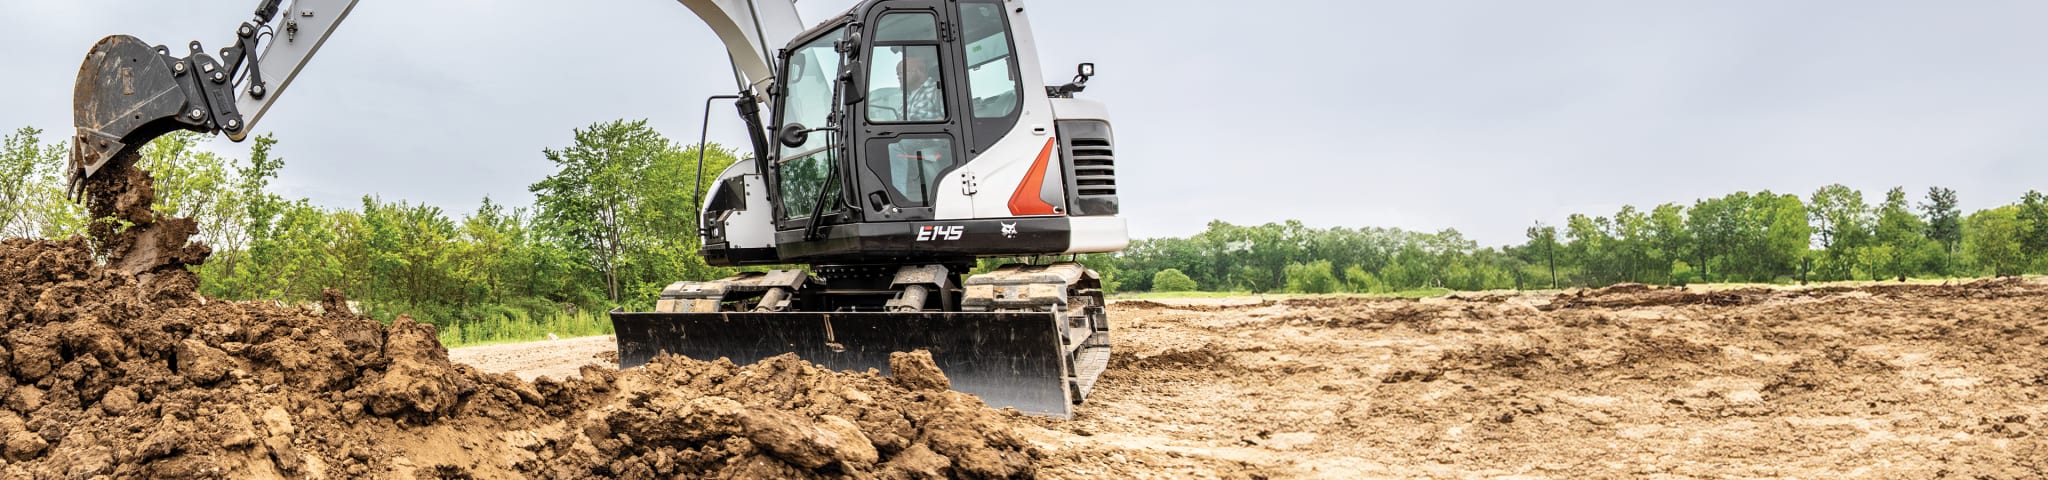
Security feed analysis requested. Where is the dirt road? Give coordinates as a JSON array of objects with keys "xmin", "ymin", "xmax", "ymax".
[
  {"xmin": 449, "ymin": 336, "xmax": 618, "ymax": 382},
  {"xmin": 455, "ymin": 281, "xmax": 2048, "ymax": 478}
]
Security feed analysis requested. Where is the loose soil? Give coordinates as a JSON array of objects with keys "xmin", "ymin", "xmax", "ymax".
[
  {"xmin": 463, "ymin": 282, "xmax": 2048, "ymax": 479},
  {"xmin": 1, "ymin": 164, "xmax": 1037, "ymax": 478}
]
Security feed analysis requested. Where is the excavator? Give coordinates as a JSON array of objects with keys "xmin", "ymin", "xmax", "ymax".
[{"xmin": 66, "ymin": 0, "xmax": 1124, "ymax": 417}]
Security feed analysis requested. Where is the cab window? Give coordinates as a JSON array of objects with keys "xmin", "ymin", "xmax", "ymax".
[
  {"xmin": 958, "ymin": 2, "xmax": 1019, "ymax": 119},
  {"xmin": 776, "ymin": 28, "xmax": 845, "ymax": 220},
  {"xmin": 867, "ymin": 13, "xmax": 947, "ymax": 123}
]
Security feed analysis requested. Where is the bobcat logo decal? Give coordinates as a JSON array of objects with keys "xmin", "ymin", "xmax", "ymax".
[{"xmin": 1001, "ymin": 222, "xmax": 1019, "ymax": 239}]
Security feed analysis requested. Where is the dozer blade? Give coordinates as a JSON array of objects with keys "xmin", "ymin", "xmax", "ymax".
[{"xmin": 609, "ymin": 311, "xmax": 1075, "ymax": 417}]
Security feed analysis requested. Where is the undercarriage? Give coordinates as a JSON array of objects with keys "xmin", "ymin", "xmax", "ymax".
[{"xmin": 609, "ymin": 261, "xmax": 1110, "ymax": 417}]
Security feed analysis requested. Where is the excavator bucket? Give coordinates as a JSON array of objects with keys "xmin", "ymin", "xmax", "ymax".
[
  {"xmin": 69, "ymin": 35, "xmax": 224, "ymax": 201},
  {"xmin": 609, "ymin": 311, "xmax": 1078, "ymax": 417}
]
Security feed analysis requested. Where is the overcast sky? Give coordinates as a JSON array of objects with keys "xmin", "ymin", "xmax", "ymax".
[{"xmin": 5, "ymin": 1, "xmax": 2046, "ymax": 246}]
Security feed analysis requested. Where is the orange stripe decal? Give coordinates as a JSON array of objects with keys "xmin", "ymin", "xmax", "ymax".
[{"xmin": 1009, "ymin": 139, "xmax": 1061, "ymax": 216}]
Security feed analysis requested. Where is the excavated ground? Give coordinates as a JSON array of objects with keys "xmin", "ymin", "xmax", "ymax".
[
  {"xmin": 0, "ymin": 234, "xmax": 1039, "ymax": 478},
  {"xmin": 11, "ymin": 163, "xmax": 2045, "ymax": 477},
  {"xmin": 1023, "ymin": 282, "xmax": 2048, "ymax": 478},
  {"xmin": 461, "ymin": 282, "xmax": 2048, "ymax": 479}
]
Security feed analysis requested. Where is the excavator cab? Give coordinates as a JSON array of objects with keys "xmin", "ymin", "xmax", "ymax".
[{"xmin": 698, "ymin": 0, "xmax": 1121, "ymax": 268}]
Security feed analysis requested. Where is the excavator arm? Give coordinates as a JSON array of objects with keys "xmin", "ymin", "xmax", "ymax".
[{"xmin": 67, "ymin": 0, "xmax": 804, "ymax": 200}]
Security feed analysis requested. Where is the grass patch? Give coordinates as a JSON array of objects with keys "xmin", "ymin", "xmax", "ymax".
[{"xmin": 438, "ymin": 310, "xmax": 615, "ymax": 347}]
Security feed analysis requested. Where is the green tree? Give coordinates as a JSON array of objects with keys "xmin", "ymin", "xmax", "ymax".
[
  {"xmin": 1151, "ymin": 268, "xmax": 1198, "ymax": 292},
  {"xmin": 0, "ymin": 127, "xmax": 85, "ymax": 238},
  {"xmin": 2017, "ymin": 190, "xmax": 2048, "ymax": 269},
  {"xmin": 1808, "ymin": 184, "xmax": 1872, "ymax": 280},
  {"xmin": 1646, "ymin": 203, "xmax": 1690, "ymax": 284},
  {"xmin": 1763, "ymin": 193, "xmax": 1812, "ymax": 283},
  {"xmin": 1873, "ymin": 187, "xmax": 1928, "ymax": 281},
  {"xmin": 0, "ymin": 127, "xmax": 50, "ymax": 236},
  {"xmin": 1342, "ymin": 264, "xmax": 1384, "ymax": 293},
  {"xmin": 530, "ymin": 119, "xmax": 673, "ymax": 303},
  {"xmin": 1921, "ymin": 186, "xmax": 1962, "ymax": 274},
  {"xmin": 1669, "ymin": 260, "xmax": 1696, "ymax": 286},
  {"xmin": 1524, "ymin": 221, "xmax": 1559, "ymax": 288},
  {"xmin": 1283, "ymin": 260, "xmax": 1339, "ymax": 293},
  {"xmin": 1964, "ymin": 206, "xmax": 2026, "ymax": 277}
]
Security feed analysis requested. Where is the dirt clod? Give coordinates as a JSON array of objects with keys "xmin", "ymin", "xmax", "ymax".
[{"xmin": 890, "ymin": 350, "xmax": 951, "ymax": 392}]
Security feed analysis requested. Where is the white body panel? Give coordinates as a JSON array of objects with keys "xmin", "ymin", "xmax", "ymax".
[
  {"xmin": 230, "ymin": 0, "xmax": 362, "ymax": 141},
  {"xmin": 1065, "ymin": 216, "xmax": 1128, "ymax": 254},
  {"xmin": 1050, "ymin": 98, "xmax": 1111, "ymax": 122},
  {"xmin": 707, "ymin": 159, "xmax": 776, "ymax": 249},
  {"xmin": 933, "ymin": 4, "xmax": 1058, "ymax": 221}
]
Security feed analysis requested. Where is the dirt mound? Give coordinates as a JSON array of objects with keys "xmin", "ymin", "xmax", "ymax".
[
  {"xmin": 1542, "ymin": 283, "xmax": 1771, "ymax": 310},
  {"xmin": 0, "ymin": 237, "xmax": 1038, "ymax": 476},
  {"xmin": 1110, "ymin": 299, "xmax": 1270, "ymax": 312},
  {"xmin": 1276, "ymin": 303, "xmax": 1448, "ymax": 332},
  {"xmin": 520, "ymin": 351, "xmax": 1037, "ymax": 479},
  {"xmin": 1865, "ymin": 276, "xmax": 2043, "ymax": 299},
  {"xmin": 1118, "ymin": 344, "xmax": 1240, "ymax": 371},
  {"xmin": 0, "ymin": 236, "xmax": 550, "ymax": 477},
  {"xmin": 1276, "ymin": 296, "xmax": 1396, "ymax": 309}
]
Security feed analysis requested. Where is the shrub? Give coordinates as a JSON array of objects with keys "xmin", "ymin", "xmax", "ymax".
[
  {"xmin": 1151, "ymin": 268, "xmax": 1198, "ymax": 292},
  {"xmin": 1343, "ymin": 265, "xmax": 1384, "ymax": 293},
  {"xmin": 1670, "ymin": 260, "xmax": 1696, "ymax": 286},
  {"xmin": 1284, "ymin": 260, "xmax": 1339, "ymax": 293}
]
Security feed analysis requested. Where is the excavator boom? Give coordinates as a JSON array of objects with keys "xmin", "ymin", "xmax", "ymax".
[{"xmin": 65, "ymin": 0, "xmax": 801, "ymax": 196}]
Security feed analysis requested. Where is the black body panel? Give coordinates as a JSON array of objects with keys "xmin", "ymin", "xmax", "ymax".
[
  {"xmin": 1056, "ymin": 120, "xmax": 1118, "ymax": 216},
  {"xmin": 773, "ymin": 216, "xmax": 1070, "ymax": 264},
  {"xmin": 699, "ymin": 244, "xmax": 780, "ymax": 267}
]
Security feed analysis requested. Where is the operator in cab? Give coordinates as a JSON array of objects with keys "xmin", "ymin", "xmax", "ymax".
[
  {"xmin": 899, "ymin": 50, "xmax": 943, "ymax": 122},
  {"xmin": 886, "ymin": 47, "xmax": 949, "ymax": 203}
]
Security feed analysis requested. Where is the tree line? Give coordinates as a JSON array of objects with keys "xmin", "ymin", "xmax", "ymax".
[
  {"xmin": 1100, "ymin": 185, "xmax": 2048, "ymax": 293},
  {"xmin": 1, "ymin": 122, "xmax": 740, "ymax": 344},
  {"xmin": 8, "ymin": 122, "xmax": 2046, "ymax": 332}
]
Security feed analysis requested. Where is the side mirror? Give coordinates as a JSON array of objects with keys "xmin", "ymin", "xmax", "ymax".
[
  {"xmin": 1077, "ymin": 62, "xmax": 1095, "ymax": 79},
  {"xmin": 779, "ymin": 123, "xmax": 811, "ymax": 148}
]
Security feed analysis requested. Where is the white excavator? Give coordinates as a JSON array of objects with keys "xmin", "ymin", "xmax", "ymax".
[{"xmin": 66, "ymin": 0, "xmax": 1124, "ymax": 417}]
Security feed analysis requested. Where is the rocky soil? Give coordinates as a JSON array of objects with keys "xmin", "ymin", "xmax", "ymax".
[{"xmin": 1, "ymin": 162, "xmax": 1037, "ymax": 478}]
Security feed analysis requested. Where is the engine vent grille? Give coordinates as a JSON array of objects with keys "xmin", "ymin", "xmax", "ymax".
[{"xmin": 1057, "ymin": 120, "xmax": 1119, "ymax": 216}]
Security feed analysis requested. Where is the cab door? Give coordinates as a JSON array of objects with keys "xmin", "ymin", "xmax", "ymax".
[{"xmin": 854, "ymin": 2, "xmax": 966, "ymax": 221}]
